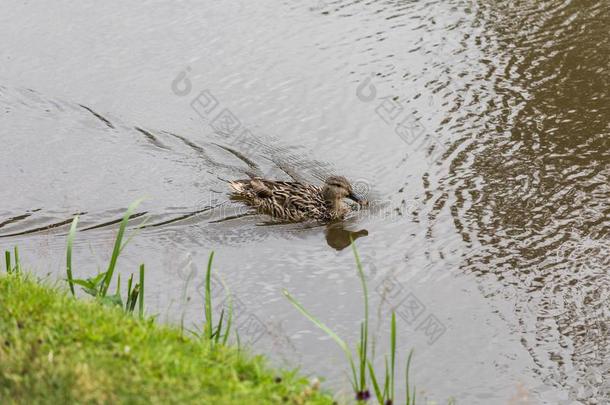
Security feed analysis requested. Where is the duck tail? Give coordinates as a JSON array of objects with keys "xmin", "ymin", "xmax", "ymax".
[
  {"xmin": 228, "ymin": 180, "xmax": 247, "ymax": 193},
  {"xmin": 219, "ymin": 175, "xmax": 247, "ymax": 190}
]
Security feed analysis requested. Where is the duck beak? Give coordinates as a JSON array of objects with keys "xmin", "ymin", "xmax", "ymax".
[{"xmin": 348, "ymin": 192, "xmax": 368, "ymax": 206}]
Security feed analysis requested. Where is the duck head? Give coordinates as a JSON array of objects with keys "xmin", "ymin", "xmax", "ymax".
[{"xmin": 322, "ymin": 176, "xmax": 367, "ymax": 207}]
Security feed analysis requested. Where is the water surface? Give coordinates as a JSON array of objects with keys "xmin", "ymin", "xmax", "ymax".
[{"xmin": 1, "ymin": 0, "xmax": 608, "ymax": 403}]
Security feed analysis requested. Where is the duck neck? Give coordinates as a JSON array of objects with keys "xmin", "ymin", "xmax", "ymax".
[{"xmin": 324, "ymin": 197, "xmax": 345, "ymax": 215}]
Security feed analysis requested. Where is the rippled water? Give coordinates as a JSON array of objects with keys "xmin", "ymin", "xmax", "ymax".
[{"xmin": 1, "ymin": 1, "xmax": 608, "ymax": 403}]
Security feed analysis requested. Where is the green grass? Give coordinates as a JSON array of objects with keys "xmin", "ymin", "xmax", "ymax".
[
  {"xmin": 284, "ymin": 241, "xmax": 417, "ymax": 404},
  {"xmin": 1, "ymin": 201, "xmax": 332, "ymax": 404},
  {"xmin": 203, "ymin": 252, "xmax": 232, "ymax": 347},
  {"xmin": 66, "ymin": 200, "xmax": 146, "ymax": 315},
  {"xmin": 4, "ymin": 247, "xmax": 22, "ymax": 275},
  {"xmin": 0, "ymin": 200, "xmax": 443, "ymax": 404},
  {"xmin": 0, "ymin": 274, "xmax": 334, "ymax": 405}
]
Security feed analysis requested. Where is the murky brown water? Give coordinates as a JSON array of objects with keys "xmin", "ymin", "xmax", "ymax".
[{"xmin": 1, "ymin": 0, "xmax": 608, "ymax": 403}]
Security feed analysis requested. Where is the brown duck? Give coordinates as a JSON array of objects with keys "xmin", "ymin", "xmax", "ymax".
[{"xmin": 229, "ymin": 176, "xmax": 366, "ymax": 222}]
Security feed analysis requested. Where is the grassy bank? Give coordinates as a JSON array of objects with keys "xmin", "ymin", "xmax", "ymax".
[
  {"xmin": 0, "ymin": 274, "xmax": 334, "ymax": 405},
  {"xmin": 1, "ymin": 201, "xmax": 434, "ymax": 404}
]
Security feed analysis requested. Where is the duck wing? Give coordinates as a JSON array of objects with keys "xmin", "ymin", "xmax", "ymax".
[
  {"xmin": 264, "ymin": 181, "xmax": 323, "ymax": 211},
  {"xmin": 229, "ymin": 179, "xmax": 323, "ymax": 219}
]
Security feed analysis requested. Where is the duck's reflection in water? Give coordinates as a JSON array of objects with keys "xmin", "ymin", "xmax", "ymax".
[{"xmin": 324, "ymin": 222, "xmax": 368, "ymax": 250}]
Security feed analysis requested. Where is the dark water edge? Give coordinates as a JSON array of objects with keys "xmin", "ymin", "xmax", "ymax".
[{"xmin": 436, "ymin": 1, "xmax": 610, "ymax": 402}]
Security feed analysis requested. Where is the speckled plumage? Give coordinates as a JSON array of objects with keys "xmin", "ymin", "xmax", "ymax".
[{"xmin": 229, "ymin": 176, "xmax": 362, "ymax": 222}]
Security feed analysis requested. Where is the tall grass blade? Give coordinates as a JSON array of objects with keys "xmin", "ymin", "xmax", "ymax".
[
  {"xmin": 236, "ymin": 330, "xmax": 241, "ymax": 354},
  {"xmin": 367, "ymin": 360, "xmax": 383, "ymax": 403},
  {"xmin": 215, "ymin": 309, "xmax": 225, "ymax": 343},
  {"xmin": 391, "ymin": 311, "xmax": 396, "ymax": 401},
  {"xmin": 405, "ymin": 349, "xmax": 414, "ymax": 405},
  {"xmin": 359, "ymin": 323, "xmax": 367, "ymax": 391},
  {"xmin": 13, "ymin": 246, "xmax": 20, "ymax": 273},
  {"xmin": 384, "ymin": 355, "xmax": 390, "ymax": 401},
  {"xmin": 100, "ymin": 198, "xmax": 144, "ymax": 297},
  {"xmin": 115, "ymin": 273, "xmax": 121, "ymax": 296},
  {"xmin": 128, "ymin": 284, "xmax": 139, "ymax": 313},
  {"xmin": 283, "ymin": 289, "xmax": 358, "ymax": 391},
  {"xmin": 4, "ymin": 250, "xmax": 10, "ymax": 274},
  {"xmin": 119, "ymin": 215, "xmax": 152, "ymax": 254},
  {"xmin": 138, "ymin": 263, "xmax": 145, "ymax": 318},
  {"xmin": 204, "ymin": 251, "xmax": 214, "ymax": 340},
  {"xmin": 126, "ymin": 274, "xmax": 134, "ymax": 311},
  {"xmin": 66, "ymin": 216, "xmax": 79, "ymax": 296},
  {"xmin": 221, "ymin": 289, "xmax": 233, "ymax": 345},
  {"xmin": 351, "ymin": 239, "xmax": 369, "ymax": 392}
]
